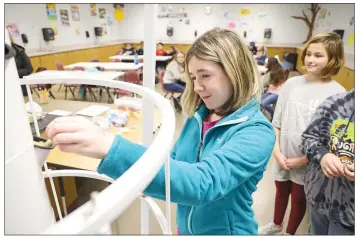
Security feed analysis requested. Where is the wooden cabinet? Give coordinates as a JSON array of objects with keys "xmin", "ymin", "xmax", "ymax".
[
  {"xmin": 266, "ymin": 47, "xmax": 297, "ymax": 62},
  {"xmin": 333, "ymin": 66, "xmax": 354, "ymax": 91},
  {"xmin": 29, "ymin": 44, "xmax": 123, "ymax": 68},
  {"xmin": 53, "ymin": 52, "xmax": 70, "ymax": 69},
  {"xmin": 346, "ymin": 68, "xmax": 354, "ymax": 91},
  {"xmin": 29, "ymin": 56, "xmax": 41, "ymax": 73},
  {"xmin": 85, "ymin": 48, "xmax": 100, "ymax": 62},
  {"xmin": 40, "ymin": 54, "xmax": 57, "ymax": 70},
  {"xmin": 296, "ymin": 48, "xmax": 305, "ymax": 74},
  {"xmin": 67, "ymin": 50, "xmax": 84, "ymax": 65}
]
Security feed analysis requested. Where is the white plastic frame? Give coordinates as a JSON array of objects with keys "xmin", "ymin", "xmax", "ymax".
[{"xmin": 21, "ymin": 77, "xmax": 175, "ymax": 234}]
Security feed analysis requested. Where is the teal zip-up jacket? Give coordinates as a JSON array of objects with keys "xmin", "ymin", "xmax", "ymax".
[{"xmin": 97, "ymin": 97, "xmax": 275, "ymax": 234}]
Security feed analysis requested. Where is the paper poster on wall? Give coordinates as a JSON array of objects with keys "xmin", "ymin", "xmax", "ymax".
[
  {"xmin": 60, "ymin": 9, "xmax": 70, "ymax": 27},
  {"xmin": 50, "ymin": 24, "xmax": 58, "ymax": 36},
  {"xmin": 256, "ymin": 20, "xmax": 264, "ymax": 27},
  {"xmin": 101, "ymin": 23, "xmax": 108, "ymax": 35},
  {"xmin": 71, "ymin": 4, "xmax": 80, "ymax": 21},
  {"xmin": 90, "ymin": 4, "xmax": 97, "ymax": 16},
  {"xmin": 6, "ymin": 23, "xmax": 20, "ymax": 37},
  {"xmin": 349, "ymin": 16, "xmax": 354, "ymax": 26},
  {"xmin": 114, "ymin": 4, "xmax": 125, "ymax": 21},
  {"xmin": 107, "ymin": 16, "xmax": 113, "ymax": 25},
  {"xmin": 227, "ymin": 22, "xmax": 236, "ymax": 29},
  {"xmin": 348, "ymin": 33, "xmax": 354, "ymax": 46},
  {"xmin": 240, "ymin": 22, "xmax": 249, "ymax": 28},
  {"xmin": 46, "ymin": 4, "xmax": 57, "ymax": 20},
  {"xmin": 99, "ymin": 8, "xmax": 106, "ymax": 18},
  {"xmin": 239, "ymin": 8, "xmax": 252, "ymax": 17},
  {"xmin": 319, "ymin": 8, "xmax": 327, "ymax": 20},
  {"xmin": 75, "ymin": 26, "xmax": 80, "ymax": 36},
  {"xmin": 258, "ymin": 11, "xmax": 268, "ymax": 20}
]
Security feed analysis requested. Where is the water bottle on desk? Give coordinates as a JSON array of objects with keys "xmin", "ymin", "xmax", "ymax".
[{"xmin": 134, "ymin": 52, "xmax": 139, "ymax": 65}]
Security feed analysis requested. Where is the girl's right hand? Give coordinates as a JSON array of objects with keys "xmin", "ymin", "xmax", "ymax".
[
  {"xmin": 320, "ymin": 153, "xmax": 345, "ymax": 178},
  {"xmin": 275, "ymin": 153, "xmax": 290, "ymax": 171}
]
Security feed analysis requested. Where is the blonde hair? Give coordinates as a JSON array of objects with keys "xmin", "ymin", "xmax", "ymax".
[
  {"xmin": 182, "ymin": 28, "xmax": 261, "ymax": 117},
  {"xmin": 257, "ymin": 45, "xmax": 266, "ymax": 54},
  {"xmin": 301, "ymin": 32, "xmax": 344, "ymax": 81}
]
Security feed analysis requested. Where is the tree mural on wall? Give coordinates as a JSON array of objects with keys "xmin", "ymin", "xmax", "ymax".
[{"xmin": 291, "ymin": 3, "xmax": 321, "ymax": 44}]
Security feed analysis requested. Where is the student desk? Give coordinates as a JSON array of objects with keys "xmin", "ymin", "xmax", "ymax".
[
  {"xmin": 25, "ymin": 70, "xmax": 125, "ymax": 81},
  {"xmin": 109, "ymin": 55, "xmax": 173, "ymax": 62},
  {"xmin": 37, "ymin": 99, "xmax": 162, "ymax": 170},
  {"xmin": 64, "ymin": 62, "xmax": 143, "ymax": 71},
  {"xmin": 27, "ymin": 99, "xmax": 162, "ymax": 218}
]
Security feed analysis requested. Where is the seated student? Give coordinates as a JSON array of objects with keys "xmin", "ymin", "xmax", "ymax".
[
  {"xmin": 164, "ymin": 45, "xmax": 178, "ymax": 56},
  {"xmin": 120, "ymin": 43, "xmax": 135, "ymax": 55},
  {"xmin": 136, "ymin": 41, "xmax": 144, "ymax": 55},
  {"xmin": 261, "ymin": 67, "xmax": 286, "ymax": 117},
  {"xmin": 11, "ymin": 37, "xmax": 33, "ymax": 96},
  {"xmin": 255, "ymin": 45, "xmax": 267, "ymax": 65},
  {"xmin": 249, "ymin": 41, "xmax": 258, "ymax": 55},
  {"xmin": 156, "ymin": 42, "xmax": 166, "ymax": 56},
  {"xmin": 261, "ymin": 57, "xmax": 283, "ymax": 91},
  {"xmin": 163, "ymin": 51, "xmax": 186, "ymax": 92}
]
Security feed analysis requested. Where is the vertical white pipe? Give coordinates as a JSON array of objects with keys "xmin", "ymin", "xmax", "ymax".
[
  {"xmin": 5, "ymin": 28, "xmax": 55, "ymax": 234},
  {"xmin": 141, "ymin": 3, "xmax": 158, "ymax": 234},
  {"xmin": 26, "ymin": 53, "xmax": 63, "ymax": 222}
]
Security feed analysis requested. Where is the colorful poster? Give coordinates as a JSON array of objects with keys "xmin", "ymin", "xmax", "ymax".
[
  {"xmin": 6, "ymin": 23, "xmax": 20, "ymax": 37},
  {"xmin": 60, "ymin": 9, "xmax": 70, "ymax": 27},
  {"xmin": 114, "ymin": 7, "xmax": 125, "ymax": 21},
  {"xmin": 75, "ymin": 27, "xmax": 81, "ymax": 36},
  {"xmin": 46, "ymin": 4, "xmax": 57, "ymax": 20},
  {"xmin": 348, "ymin": 33, "xmax": 354, "ymax": 46},
  {"xmin": 227, "ymin": 22, "xmax": 236, "ymax": 29},
  {"xmin": 349, "ymin": 16, "xmax": 354, "ymax": 26},
  {"xmin": 320, "ymin": 8, "xmax": 327, "ymax": 20},
  {"xmin": 101, "ymin": 23, "xmax": 108, "ymax": 35},
  {"xmin": 90, "ymin": 4, "xmax": 97, "ymax": 16},
  {"xmin": 240, "ymin": 8, "xmax": 252, "ymax": 17},
  {"xmin": 258, "ymin": 11, "xmax": 268, "ymax": 20},
  {"xmin": 107, "ymin": 15, "xmax": 113, "ymax": 25},
  {"xmin": 71, "ymin": 4, "xmax": 80, "ymax": 21},
  {"xmin": 99, "ymin": 8, "xmax": 106, "ymax": 18},
  {"xmin": 50, "ymin": 24, "xmax": 58, "ymax": 36}
]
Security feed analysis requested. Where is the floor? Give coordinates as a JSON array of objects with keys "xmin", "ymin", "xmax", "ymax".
[{"xmin": 42, "ymin": 71, "xmax": 310, "ymax": 234}]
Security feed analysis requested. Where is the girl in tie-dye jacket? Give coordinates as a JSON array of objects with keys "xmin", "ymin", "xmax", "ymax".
[{"xmin": 301, "ymin": 89, "xmax": 354, "ymax": 235}]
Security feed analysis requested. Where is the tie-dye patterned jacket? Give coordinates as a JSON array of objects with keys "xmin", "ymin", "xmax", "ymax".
[{"xmin": 300, "ymin": 89, "xmax": 355, "ymax": 228}]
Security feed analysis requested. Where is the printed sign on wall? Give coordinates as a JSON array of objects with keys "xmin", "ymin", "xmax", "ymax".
[
  {"xmin": 60, "ymin": 9, "xmax": 70, "ymax": 27},
  {"xmin": 71, "ymin": 4, "xmax": 80, "ymax": 21},
  {"xmin": 99, "ymin": 8, "xmax": 106, "ymax": 19},
  {"xmin": 240, "ymin": 8, "xmax": 252, "ymax": 17},
  {"xmin": 46, "ymin": 4, "xmax": 57, "ymax": 20},
  {"xmin": 6, "ymin": 23, "xmax": 20, "ymax": 37},
  {"xmin": 90, "ymin": 4, "xmax": 97, "ymax": 16}
]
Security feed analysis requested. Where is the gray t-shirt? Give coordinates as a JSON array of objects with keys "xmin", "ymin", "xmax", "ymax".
[{"xmin": 272, "ymin": 75, "xmax": 346, "ymax": 185}]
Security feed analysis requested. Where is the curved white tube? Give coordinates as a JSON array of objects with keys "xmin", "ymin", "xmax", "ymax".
[
  {"xmin": 19, "ymin": 77, "xmax": 175, "ymax": 234},
  {"xmin": 42, "ymin": 170, "xmax": 171, "ymax": 234},
  {"xmin": 26, "ymin": 85, "xmax": 63, "ymax": 221}
]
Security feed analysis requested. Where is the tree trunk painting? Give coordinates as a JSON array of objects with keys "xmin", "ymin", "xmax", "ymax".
[{"xmin": 291, "ymin": 3, "xmax": 321, "ymax": 44}]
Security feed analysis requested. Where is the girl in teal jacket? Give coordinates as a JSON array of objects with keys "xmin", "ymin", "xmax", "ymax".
[{"xmin": 46, "ymin": 29, "xmax": 276, "ymax": 235}]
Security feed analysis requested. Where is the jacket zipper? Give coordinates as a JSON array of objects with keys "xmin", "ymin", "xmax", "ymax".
[
  {"xmin": 188, "ymin": 114, "xmax": 203, "ymax": 234},
  {"xmin": 187, "ymin": 114, "xmax": 248, "ymax": 234}
]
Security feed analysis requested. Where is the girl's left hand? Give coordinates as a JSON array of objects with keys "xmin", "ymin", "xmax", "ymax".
[
  {"xmin": 46, "ymin": 116, "xmax": 115, "ymax": 159},
  {"xmin": 285, "ymin": 157, "xmax": 308, "ymax": 170}
]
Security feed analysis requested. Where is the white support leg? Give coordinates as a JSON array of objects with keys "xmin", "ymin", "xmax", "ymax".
[{"xmin": 141, "ymin": 3, "xmax": 158, "ymax": 235}]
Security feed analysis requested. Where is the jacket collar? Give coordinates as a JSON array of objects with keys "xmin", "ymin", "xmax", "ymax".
[{"xmin": 194, "ymin": 97, "xmax": 260, "ymax": 125}]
